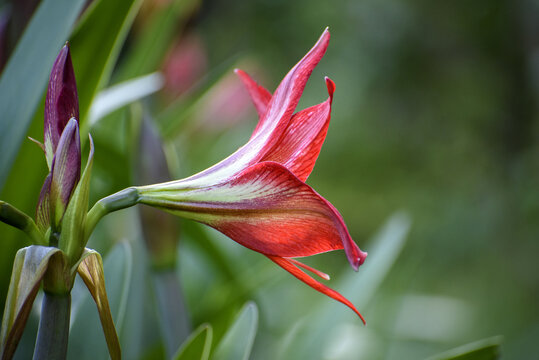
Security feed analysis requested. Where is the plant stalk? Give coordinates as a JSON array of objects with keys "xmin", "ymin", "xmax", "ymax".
[
  {"xmin": 33, "ymin": 292, "xmax": 71, "ymax": 360},
  {"xmin": 84, "ymin": 187, "xmax": 139, "ymax": 239},
  {"xmin": 0, "ymin": 200, "xmax": 46, "ymax": 245}
]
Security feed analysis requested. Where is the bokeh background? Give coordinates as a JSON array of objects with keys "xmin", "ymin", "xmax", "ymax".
[{"xmin": 0, "ymin": 0, "xmax": 538, "ymax": 359}]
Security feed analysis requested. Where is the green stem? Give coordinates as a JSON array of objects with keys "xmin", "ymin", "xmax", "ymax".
[
  {"xmin": 0, "ymin": 200, "xmax": 46, "ymax": 245},
  {"xmin": 33, "ymin": 292, "xmax": 71, "ymax": 360},
  {"xmin": 84, "ymin": 187, "xmax": 139, "ymax": 239},
  {"xmin": 152, "ymin": 270, "xmax": 191, "ymax": 358}
]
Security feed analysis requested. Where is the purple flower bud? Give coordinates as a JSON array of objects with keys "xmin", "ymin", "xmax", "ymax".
[
  {"xmin": 44, "ymin": 44, "xmax": 79, "ymax": 169},
  {"xmin": 49, "ymin": 118, "xmax": 81, "ymax": 230}
]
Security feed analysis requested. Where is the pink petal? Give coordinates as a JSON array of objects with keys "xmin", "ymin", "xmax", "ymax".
[
  {"xmin": 138, "ymin": 161, "xmax": 367, "ymax": 269},
  {"xmin": 260, "ymin": 77, "xmax": 335, "ymax": 181},
  {"xmin": 44, "ymin": 44, "xmax": 79, "ymax": 169},
  {"xmin": 234, "ymin": 69, "xmax": 272, "ymax": 136},
  {"xmin": 267, "ymin": 255, "xmax": 366, "ymax": 324}
]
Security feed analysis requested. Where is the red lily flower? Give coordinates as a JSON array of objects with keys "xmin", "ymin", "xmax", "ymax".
[{"xmin": 138, "ymin": 29, "xmax": 368, "ymax": 322}]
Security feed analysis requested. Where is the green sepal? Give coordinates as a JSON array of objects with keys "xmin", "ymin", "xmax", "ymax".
[
  {"xmin": 35, "ymin": 174, "xmax": 52, "ymax": 236},
  {"xmin": 0, "ymin": 201, "xmax": 45, "ymax": 245},
  {"xmin": 76, "ymin": 248, "xmax": 121, "ymax": 360},
  {"xmin": 173, "ymin": 324, "xmax": 213, "ymax": 360},
  {"xmin": 59, "ymin": 135, "xmax": 94, "ymax": 266},
  {"xmin": 0, "ymin": 246, "xmax": 62, "ymax": 360}
]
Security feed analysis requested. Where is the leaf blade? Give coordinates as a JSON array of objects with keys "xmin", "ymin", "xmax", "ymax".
[
  {"xmin": 69, "ymin": 0, "xmax": 144, "ymax": 132},
  {"xmin": 213, "ymin": 302, "xmax": 258, "ymax": 360},
  {"xmin": 426, "ymin": 336, "xmax": 503, "ymax": 360},
  {"xmin": 173, "ymin": 324, "xmax": 213, "ymax": 360}
]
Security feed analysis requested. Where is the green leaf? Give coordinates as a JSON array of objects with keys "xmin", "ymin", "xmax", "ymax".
[
  {"xmin": 0, "ymin": 246, "xmax": 62, "ymax": 360},
  {"xmin": 69, "ymin": 0, "xmax": 143, "ymax": 133},
  {"xmin": 0, "ymin": 0, "xmax": 86, "ymax": 190},
  {"xmin": 88, "ymin": 73, "xmax": 164, "ymax": 126},
  {"xmin": 173, "ymin": 324, "xmax": 213, "ymax": 360},
  {"xmin": 114, "ymin": 0, "xmax": 201, "ymax": 81},
  {"xmin": 213, "ymin": 302, "xmax": 258, "ymax": 360},
  {"xmin": 75, "ymin": 249, "xmax": 121, "ymax": 360},
  {"xmin": 100, "ymin": 242, "xmax": 133, "ymax": 338},
  {"xmin": 426, "ymin": 336, "xmax": 502, "ymax": 360},
  {"xmin": 59, "ymin": 135, "xmax": 94, "ymax": 265}
]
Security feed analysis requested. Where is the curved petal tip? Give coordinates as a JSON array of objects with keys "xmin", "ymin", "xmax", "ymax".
[
  {"xmin": 350, "ymin": 249, "xmax": 368, "ymax": 272},
  {"xmin": 324, "ymin": 77, "xmax": 335, "ymax": 102}
]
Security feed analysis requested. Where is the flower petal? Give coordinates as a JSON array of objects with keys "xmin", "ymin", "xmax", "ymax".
[
  {"xmin": 253, "ymin": 28, "xmax": 330, "ymax": 142},
  {"xmin": 267, "ymin": 255, "xmax": 366, "ymax": 324},
  {"xmin": 138, "ymin": 161, "xmax": 367, "ymax": 269},
  {"xmin": 49, "ymin": 118, "xmax": 81, "ymax": 230},
  {"xmin": 44, "ymin": 44, "xmax": 79, "ymax": 169},
  {"xmin": 176, "ymin": 29, "xmax": 331, "ymax": 187},
  {"xmin": 234, "ymin": 69, "xmax": 271, "ymax": 135},
  {"xmin": 260, "ymin": 77, "xmax": 335, "ymax": 181},
  {"xmin": 288, "ymin": 258, "xmax": 330, "ymax": 280}
]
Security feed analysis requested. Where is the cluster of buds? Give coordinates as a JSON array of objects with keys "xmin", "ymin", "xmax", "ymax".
[{"xmin": 0, "ymin": 45, "xmax": 119, "ymax": 360}]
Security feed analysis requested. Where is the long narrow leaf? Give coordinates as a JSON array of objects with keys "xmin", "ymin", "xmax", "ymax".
[
  {"xmin": 0, "ymin": 0, "xmax": 86, "ymax": 190},
  {"xmin": 88, "ymin": 73, "xmax": 164, "ymax": 126},
  {"xmin": 69, "ymin": 0, "xmax": 143, "ymax": 133},
  {"xmin": 173, "ymin": 324, "xmax": 213, "ymax": 360},
  {"xmin": 213, "ymin": 302, "xmax": 258, "ymax": 360},
  {"xmin": 426, "ymin": 336, "xmax": 502, "ymax": 360}
]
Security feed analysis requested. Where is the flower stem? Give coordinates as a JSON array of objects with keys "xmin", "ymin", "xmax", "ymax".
[
  {"xmin": 85, "ymin": 187, "xmax": 139, "ymax": 239},
  {"xmin": 33, "ymin": 292, "xmax": 71, "ymax": 360},
  {"xmin": 152, "ymin": 270, "xmax": 190, "ymax": 358},
  {"xmin": 0, "ymin": 200, "xmax": 46, "ymax": 245}
]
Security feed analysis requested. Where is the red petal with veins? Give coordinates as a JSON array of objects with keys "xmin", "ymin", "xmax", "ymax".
[
  {"xmin": 234, "ymin": 69, "xmax": 272, "ymax": 137},
  {"xmin": 253, "ymin": 29, "xmax": 330, "ymax": 145},
  {"xmin": 182, "ymin": 30, "xmax": 331, "ymax": 186},
  {"xmin": 267, "ymin": 255, "xmax": 366, "ymax": 324},
  {"xmin": 261, "ymin": 77, "xmax": 335, "ymax": 181},
  {"xmin": 138, "ymin": 161, "xmax": 367, "ymax": 269},
  {"xmin": 44, "ymin": 44, "xmax": 79, "ymax": 169}
]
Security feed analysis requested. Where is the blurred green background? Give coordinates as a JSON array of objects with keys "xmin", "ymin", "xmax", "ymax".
[{"xmin": 0, "ymin": 0, "xmax": 538, "ymax": 359}]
